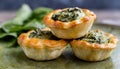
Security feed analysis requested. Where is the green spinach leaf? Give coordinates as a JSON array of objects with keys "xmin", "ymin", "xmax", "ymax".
[
  {"xmin": 0, "ymin": 4, "xmax": 53, "ymax": 47},
  {"xmin": 13, "ymin": 4, "xmax": 32, "ymax": 25}
]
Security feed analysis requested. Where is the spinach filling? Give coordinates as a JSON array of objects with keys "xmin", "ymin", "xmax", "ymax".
[
  {"xmin": 52, "ymin": 7, "xmax": 85, "ymax": 22},
  {"xmin": 79, "ymin": 30, "xmax": 110, "ymax": 44},
  {"xmin": 29, "ymin": 28, "xmax": 59, "ymax": 40}
]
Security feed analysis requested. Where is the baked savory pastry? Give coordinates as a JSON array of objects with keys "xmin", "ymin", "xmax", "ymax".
[
  {"xmin": 70, "ymin": 30, "xmax": 118, "ymax": 61},
  {"xmin": 44, "ymin": 7, "xmax": 96, "ymax": 39},
  {"xmin": 18, "ymin": 28, "xmax": 68, "ymax": 61}
]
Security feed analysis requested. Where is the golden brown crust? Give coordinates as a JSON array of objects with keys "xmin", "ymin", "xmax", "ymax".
[
  {"xmin": 43, "ymin": 8, "xmax": 96, "ymax": 39},
  {"xmin": 18, "ymin": 30, "xmax": 68, "ymax": 49},
  {"xmin": 17, "ymin": 29, "xmax": 68, "ymax": 60},
  {"xmin": 70, "ymin": 32, "xmax": 119, "ymax": 61},
  {"xmin": 43, "ymin": 9, "xmax": 96, "ymax": 29}
]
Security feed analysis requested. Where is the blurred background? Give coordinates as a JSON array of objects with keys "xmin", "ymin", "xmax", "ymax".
[
  {"xmin": 0, "ymin": 0, "xmax": 120, "ymax": 26},
  {"xmin": 0, "ymin": 0, "xmax": 120, "ymax": 10}
]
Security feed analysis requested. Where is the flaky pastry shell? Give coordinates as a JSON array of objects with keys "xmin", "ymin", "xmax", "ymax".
[
  {"xmin": 70, "ymin": 33, "xmax": 118, "ymax": 61},
  {"xmin": 44, "ymin": 9, "xmax": 96, "ymax": 39},
  {"xmin": 18, "ymin": 30, "xmax": 67, "ymax": 61}
]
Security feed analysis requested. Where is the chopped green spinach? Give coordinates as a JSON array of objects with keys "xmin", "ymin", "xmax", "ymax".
[
  {"xmin": 29, "ymin": 28, "xmax": 59, "ymax": 40},
  {"xmin": 79, "ymin": 30, "xmax": 110, "ymax": 44},
  {"xmin": 52, "ymin": 7, "xmax": 85, "ymax": 22}
]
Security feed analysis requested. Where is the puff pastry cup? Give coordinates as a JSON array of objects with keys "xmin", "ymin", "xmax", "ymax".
[
  {"xmin": 43, "ymin": 7, "xmax": 96, "ymax": 39},
  {"xmin": 18, "ymin": 28, "xmax": 68, "ymax": 61},
  {"xmin": 70, "ymin": 30, "xmax": 118, "ymax": 61}
]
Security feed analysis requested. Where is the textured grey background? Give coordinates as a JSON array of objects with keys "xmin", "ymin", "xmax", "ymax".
[{"xmin": 0, "ymin": 0, "xmax": 120, "ymax": 10}]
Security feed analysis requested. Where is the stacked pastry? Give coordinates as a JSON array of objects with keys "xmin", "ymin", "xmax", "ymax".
[{"xmin": 18, "ymin": 7, "xmax": 118, "ymax": 61}]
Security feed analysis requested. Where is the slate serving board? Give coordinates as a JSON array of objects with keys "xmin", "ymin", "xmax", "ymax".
[{"xmin": 0, "ymin": 24, "xmax": 120, "ymax": 69}]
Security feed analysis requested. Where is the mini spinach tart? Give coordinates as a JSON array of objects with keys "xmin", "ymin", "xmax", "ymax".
[
  {"xmin": 18, "ymin": 28, "xmax": 68, "ymax": 61},
  {"xmin": 44, "ymin": 7, "xmax": 96, "ymax": 39},
  {"xmin": 70, "ymin": 30, "xmax": 118, "ymax": 61}
]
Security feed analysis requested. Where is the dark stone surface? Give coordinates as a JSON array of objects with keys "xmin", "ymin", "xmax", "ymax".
[{"xmin": 0, "ymin": 0, "xmax": 120, "ymax": 10}]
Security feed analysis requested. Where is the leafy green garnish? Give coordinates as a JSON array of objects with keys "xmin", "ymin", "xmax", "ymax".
[
  {"xmin": 27, "ymin": 7, "xmax": 53, "ymax": 24},
  {"xmin": 23, "ymin": 19, "xmax": 44, "ymax": 30},
  {"xmin": 0, "ymin": 37, "xmax": 17, "ymax": 47},
  {"xmin": 13, "ymin": 4, "xmax": 32, "ymax": 25},
  {"xmin": 0, "ymin": 28, "xmax": 17, "ymax": 38},
  {"xmin": 2, "ymin": 21, "xmax": 23, "ymax": 33},
  {"xmin": 0, "ymin": 4, "xmax": 53, "ymax": 47}
]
